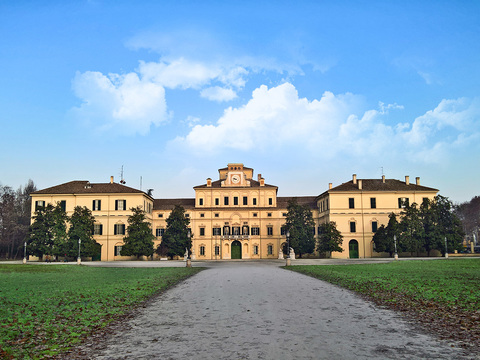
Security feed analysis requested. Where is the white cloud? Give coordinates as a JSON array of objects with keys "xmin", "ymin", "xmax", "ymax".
[
  {"xmin": 172, "ymin": 83, "xmax": 480, "ymax": 166},
  {"xmin": 70, "ymin": 71, "xmax": 167, "ymax": 135},
  {"xmin": 200, "ymin": 86, "xmax": 237, "ymax": 102}
]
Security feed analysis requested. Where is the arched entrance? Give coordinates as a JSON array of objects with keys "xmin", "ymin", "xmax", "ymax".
[
  {"xmin": 349, "ymin": 240, "xmax": 359, "ymax": 259},
  {"xmin": 231, "ymin": 240, "xmax": 242, "ymax": 259}
]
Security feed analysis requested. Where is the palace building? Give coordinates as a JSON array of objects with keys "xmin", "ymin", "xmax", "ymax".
[{"xmin": 30, "ymin": 163, "xmax": 438, "ymax": 261}]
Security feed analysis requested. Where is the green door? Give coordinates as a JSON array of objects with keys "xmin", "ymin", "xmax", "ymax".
[
  {"xmin": 231, "ymin": 241, "xmax": 242, "ymax": 259},
  {"xmin": 349, "ymin": 240, "xmax": 359, "ymax": 259}
]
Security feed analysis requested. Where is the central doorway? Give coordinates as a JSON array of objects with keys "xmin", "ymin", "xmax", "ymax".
[{"xmin": 231, "ymin": 240, "xmax": 242, "ymax": 259}]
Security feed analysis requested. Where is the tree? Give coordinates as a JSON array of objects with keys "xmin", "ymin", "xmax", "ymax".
[
  {"xmin": 316, "ymin": 221, "xmax": 343, "ymax": 257},
  {"xmin": 121, "ymin": 206, "xmax": 155, "ymax": 258},
  {"xmin": 65, "ymin": 206, "xmax": 100, "ymax": 258},
  {"xmin": 285, "ymin": 199, "xmax": 315, "ymax": 258},
  {"xmin": 27, "ymin": 203, "xmax": 68, "ymax": 259},
  {"xmin": 0, "ymin": 180, "xmax": 36, "ymax": 259},
  {"xmin": 157, "ymin": 205, "xmax": 190, "ymax": 258},
  {"xmin": 373, "ymin": 212, "xmax": 400, "ymax": 257},
  {"xmin": 433, "ymin": 195, "xmax": 464, "ymax": 254},
  {"xmin": 399, "ymin": 203, "xmax": 424, "ymax": 255}
]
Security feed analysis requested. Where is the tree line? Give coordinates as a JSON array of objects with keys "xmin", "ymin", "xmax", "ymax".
[
  {"xmin": 0, "ymin": 180, "xmax": 37, "ymax": 259},
  {"xmin": 372, "ymin": 195, "xmax": 464, "ymax": 256}
]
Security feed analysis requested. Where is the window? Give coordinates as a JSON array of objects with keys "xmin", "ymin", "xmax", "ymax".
[
  {"xmin": 224, "ymin": 196, "xmax": 229, "ymax": 206},
  {"xmin": 199, "ymin": 198, "xmax": 204, "ymax": 206},
  {"xmin": 200, "ymin": 228, "xmax": 205, "ymax": 236},
  {"xmin": 251, "ymin": 227, "xmax": 260, "ymax": 236},
  {"xmin": 35, "ymin": 200, "xmax": 45, "ymax": 211},
  {"xmin": 282, "ymin": 213, "xmax": 287, "ymax": 217},
  {"xmin": 372, "ymin": 221, "xmax": 378, "ymax": 233},
  {"xmin": 93, "ymin": 200, "xmax": 102, "ymax": 211},
  {"xmin": 200, "ymin": 246, "xmax": 205, "ymax": 256},
  {"xmin": 242, "ymin": 225, "xmax": 249, "ymax": 235},
  {"xmin": 281, "ymin": 226, "xmax": 287, "ymax": 236},
  {"xmin": 215, "ymin": 198, "xmax": 219, "ymax": 206},
  {"xmin": 253, "ymin": 213, "xmax": 258, "ymax": 217},
  {"xmin": 223, "ymin": 226, "xmax": 230, "ymax": 236},
  {"xmin": 185, "ymin": 213, "xmax": 190, "ymax": 218},
  {"xmin": 398, "ymin": 197, "xmax": 409, "ymax": 208},
  {"xmin": 93, "ymin": 224, "xmax": 103, "ymax": 235},
  {"xmin": 156, "ymin": 228, "xmax": 165, "ymax": 237},
  {"xmin": 350, "ymin": 222, "xmax": 356, "ymax": 233},
  {"xmin": 215, "ymin": 246, "xmax": 220, "ymax": 256},
  {"xmin": 243, "ymin": 196, "xmax": 248, "ymax": 205},
  {"xmin": 115, "ymin": 200, "xmax": 126, "ymax": 211},
  {"xmin": 267, "ymin": 245, "xmax": 273, "ymax": 255},
  {"xmin": 114, "ymin": 224, "xmax": 126, "ymax": 235},
  {"xmin": 370, "ymin": 198, "xmax": 376, "ymax": 209},
  {"xmin": 267, "ymin": 226, "xmax": 273, "ymax": 236},
  {"xmin": 253, "ymin": 245, "xmax": 259, "ymax": 255},
  {"xmin": 312, "ymin": 227, "xmax": 316, "ymax": 235},
  {"xmin": 267, "ymin": 213, "xmax": 272, "ymax": 217},
  {"xmin": 59, "ymin": 200, "xmax": 66, "ymax": 212},
  {"xmin": 349, "ymin": 198, "xmax": 355, "ymax": 209},
  {"xmin": 158, "ymin": 213, "xmax": 163, "ymax": 218},
  {"xmin": 214, "ymin": 213, "xmax": 219, "ymax": 217},
  {"xmin": 200, "ymin": 213, "xmax": 205, "ymax": 218},
  {"xmin": 234, "ymin": 197, "xmax": 238, "ymax": 205},
  {"xmin": 115, "ymin": 246, "xmax": 122, "ymax": 256},
  {"xmin": 253, "ymin": 198, "xmax": 257, "ymax": 206},
  {"xmin": 232, "ymin": 226, "xmax": 240, "ymax": 235},
  {"xmin": 213, "ymin": 227, "xmax": 221, "ymax": 236},
  {"xmin": 269, "ymin": 198, "xmax": 273, "ymax": 205}
]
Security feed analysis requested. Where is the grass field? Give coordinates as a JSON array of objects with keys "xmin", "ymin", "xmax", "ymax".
[
  {"xmin": 0, "ymin": 264, "xmax": 202, "ymax": 359},
  {"xmin": 288, "ymin": 259, "xmax": 480, "ymax": 349}
]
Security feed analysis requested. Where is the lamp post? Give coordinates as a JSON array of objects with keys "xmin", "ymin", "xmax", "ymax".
[
  {"xmin": 77, "ymin": 239, "xmax": 81, "ymax": 265},
  {"xmin": 394, "ymin": 235, "xmax": 398, "ymax": 260},
  {"xmin": 286, "ymin": 231, "xmax": 291, "ymax": 266},
  {"xmin": 186, "ymin": 229, "xmax": 192, "ymax": 267},
  {"xmin": 23, "ymin": 242, "xmax": 27, "ymax": 264},
  {"xmin": 444, "ymin": 236, "xmax": 448, "ymax": 259}
]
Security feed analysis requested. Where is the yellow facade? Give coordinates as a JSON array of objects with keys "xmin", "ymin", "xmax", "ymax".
[
  {"xmin": 30, "ymin": 165, "xmax": 438, "ymax": 261},
  {"xmin": 317, "ymin": 175, "xmax": 438, "ymax": 258}
]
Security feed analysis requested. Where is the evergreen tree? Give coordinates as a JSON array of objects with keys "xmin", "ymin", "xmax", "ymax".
[
  {"xmin": 66, "ymin": 206, "xmax": 100, "ymax": 258},
  {"xmin": 157, "ymin": 205, "xmax": 190, "ymax": 258},
  {"xmin": 399, "ymin": 203, "xmax": 424, "ymax": 255},
  {"xmin": 27, "ymin": 203, "xmax": 67, "ymax": 258},
  {"xmin": 316, "ymin": 221, "xmax": 343, "ymax": 257},
  {"xmin": 121, "ymin": 206, "xmax": 155, "ymax": 258},
  {"xmin": 285, "ymin": 199, "xmax": 315, "ymax": 258}
]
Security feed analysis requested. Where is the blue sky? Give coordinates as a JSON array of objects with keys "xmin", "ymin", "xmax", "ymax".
[{"xmin": 1, "ymin": 1, "xmax": 479, "ymax": 203}]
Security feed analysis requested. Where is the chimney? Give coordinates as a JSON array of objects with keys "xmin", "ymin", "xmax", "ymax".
[
  {"xmin": 329, "ymin": 183, "xmax": 332, "ymax": 190},
  {"xmin": 260, "ymin": 177, "xmax": 265, "ymax": 186},
  {"xmin": 206, "ymin": 178, "xmax": 212, "ymax": 187},
  {"xmin": 110, "ymin": 176, "xmax": 114, "ymax": 184},
  {"xmin": 258, "ymin": 174, "xmax": 262, "ymax": 181},
  {"xmin": 382, "ymin": 175, "xmax": 385, "ymax": 183},
  {"xmin": 405, "ymin": 176, "xmax": 410, "ymax": 185},
  {"xmin": 352, "ymin": 174, "xmax": 357, "ymax": 185},
  {"xmin": 416, "ymin": 177, "xmax": 420, "ymax": 185},
  {"xmin": 358, "ymin": 179, "xmax": 363, "ymax": 190}
]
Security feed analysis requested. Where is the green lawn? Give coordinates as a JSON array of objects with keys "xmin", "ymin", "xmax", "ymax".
[
  {"xmin": 288, "ymin": 259, "xmax": 480, "ymax": 349},
  {"xmin": 0, "ymin": 264, "xmax": 202, "ymax": 359},
  {"xmin": 288, "ymin": 259, "xmax": 480, "ymax": 311}
]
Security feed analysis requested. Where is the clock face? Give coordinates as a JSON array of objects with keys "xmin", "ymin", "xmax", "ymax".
[{"xmin": 231, "ymin": 175, "xmax": 240, "ymax": 184}]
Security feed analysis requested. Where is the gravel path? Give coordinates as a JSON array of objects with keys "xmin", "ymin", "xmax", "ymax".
[{"xmin": 80, "ymin": 262, "xmax": 470, "ymax": 359}]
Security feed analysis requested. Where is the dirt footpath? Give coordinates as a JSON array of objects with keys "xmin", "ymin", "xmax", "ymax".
[{"xmin": 80, "ymin": 262, "xmax": 470, "ymax": 359}]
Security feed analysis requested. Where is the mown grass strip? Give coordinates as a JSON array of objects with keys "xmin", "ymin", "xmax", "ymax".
[
  {"xmin": 0, "ymin": 265, "xmax": 202, "ymax": 359},
  {"xmin": 288, "ymin": 259, "xmax": 480, "ymax": 311},
  {"xmin": 288, "ymin": 259, "xmax": 480, "ymax": 349}
]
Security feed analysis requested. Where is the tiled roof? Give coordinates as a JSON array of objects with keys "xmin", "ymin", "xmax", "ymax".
[
  {"xmin": 32, "ymin": 181, "xmax": 151, "ymax": 198},
  {"xmin": 277, "ymin": 196, "xmax": 318, "ymax": 210},
  {"xmin": 193, "ymin": 179, "xmax": 277, "ymax": 189},
  {"xmin": 154, "ymin": 198, "xmax": 196, "ymax": 210},
  {"xmin": 321, "ymin": 179, "xmax": 438, "ymax": 196}
]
